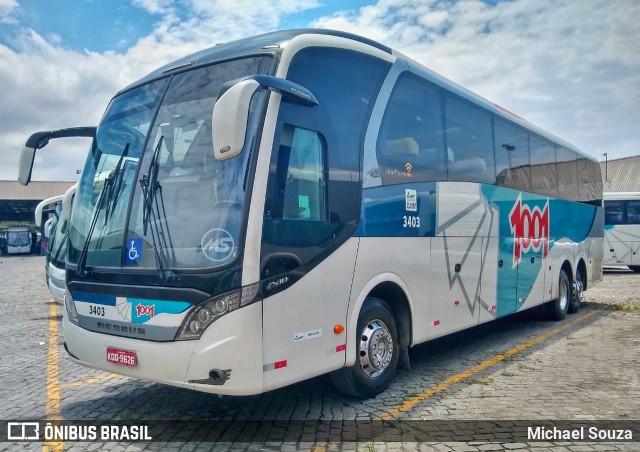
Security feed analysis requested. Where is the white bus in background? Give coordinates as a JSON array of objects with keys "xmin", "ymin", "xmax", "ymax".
[
  {"xmin": 35, "ymin": 186, "xmax": 78, "ymax": 303},
  {"xmin": 48, "ymin": 184, "xmax": 77, "ymax": 303},
  {"xmin": 603, "ymin": 192, "xmax": 640, "ymax": 272},
  {"xmin": 2, "ymin": 226, "xmax": 33, "ymax": 255},
  {"xmin": 35, "ymin": 194, "xmax": 65, "ymax": 300},
  {"xmin": 19, "ymin": 29, "xmax": 603, "ymax": 398}
]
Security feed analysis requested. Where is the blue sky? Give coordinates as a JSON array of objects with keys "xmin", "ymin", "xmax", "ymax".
[
  {"xmin": 0, "ymin": 0, "xmax": 638, "ymax": 181},
  {"xmin": 0, "ymin": 0, "xmax": 374, "ymax": 52},
  {"xmin": 1, "ymin": 0, "xmax": 155, "ymax": 52}
]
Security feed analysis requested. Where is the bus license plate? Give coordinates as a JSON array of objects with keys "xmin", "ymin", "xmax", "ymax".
[{"xmin": 106, "ymin": 347, "xmax": 137, "ymax": 367}]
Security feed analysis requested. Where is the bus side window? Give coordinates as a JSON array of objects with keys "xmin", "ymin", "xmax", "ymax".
[
  {"xmin": 556, "ymin": 146, "xmax": 578, "ymax": 202},
  {"xmin": 494, "ymin": 116, "xmax": 531, "ymax": 192},
  {"xmin": 376, "ymin": 73, "xmax": 446, "ymax": 185},
  {"xmin": 605, "ymin": 201, "xmax": 624, "ymax": 224},
  {"xmin": 627, "ymin": 201, "xmax": 640, "ymax": 224},
  {"xmin": 444, "ymin": 95, "xmax": 495, "ymax": 184},
  {"xmin": 529, "ymin": 133, "xmax": 558, "ymax": 199},
  {"xmin": 277, "ymin": 125, "xmax": 327, "ymax": 221}
]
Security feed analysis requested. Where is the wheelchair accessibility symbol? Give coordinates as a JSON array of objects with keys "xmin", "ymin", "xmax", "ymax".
[{"xmin": 125, "ymin": 237, "xmax": 143, "ymax": 264}]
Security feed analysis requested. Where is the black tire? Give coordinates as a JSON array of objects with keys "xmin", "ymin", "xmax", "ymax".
[
  {"xmin": 330, "ymin": 297, "xmax": 399, "ymax": 398},
  {"xmin": 568, "ymin": 268, "xmax": 584, "ymax": 314},
  {"xmin": 628, "ymin": 265, "xmax": 640, "ymax": 273},
  {"xmin": 546, "ymin": 270, "xmax": 570, "ymax": 321}
]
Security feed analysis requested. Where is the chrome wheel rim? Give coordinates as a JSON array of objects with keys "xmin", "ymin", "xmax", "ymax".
[
  {"xmin": 359, "ymin": 319, "xmax": 393, "ymax": 378},
  {"xmin": 559, "ymin": 278, "xmax": 569, "ymax": 311},
  {"xmin": 575, "ymin": 274, "xmax": 584, "ymax": 301}
]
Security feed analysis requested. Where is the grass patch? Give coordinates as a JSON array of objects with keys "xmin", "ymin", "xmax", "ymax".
[
  {"xmin": 465, "ymin": 377, "xmax": 494, "ymax": 386},
  {"xmin": 583, "ymin": 302, "xmax": 640, "ymax": 312},
  {"xmin": 517, "ymin": 362, "xmax": 534, "ymax": 371}
]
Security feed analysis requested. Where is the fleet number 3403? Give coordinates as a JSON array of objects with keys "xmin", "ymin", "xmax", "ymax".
[{"xmin": 403, "ymin": 215, "xmax": 420, "ymax": 228}]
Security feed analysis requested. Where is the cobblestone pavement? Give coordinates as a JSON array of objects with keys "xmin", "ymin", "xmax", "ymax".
[{"xmin": 0, "ymin": 256, "xmax": 638, "ymax": 451}]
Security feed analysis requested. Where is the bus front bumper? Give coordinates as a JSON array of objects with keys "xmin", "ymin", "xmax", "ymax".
[
  {"xmin": 48, "ymin": 263, "xmax": 65, "ymax": 304},
  {"xmin": 62, "ymin": 301, "xmax": 264, "ymax": 395}
]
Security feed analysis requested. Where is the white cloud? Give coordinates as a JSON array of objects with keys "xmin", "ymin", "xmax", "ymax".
[
  {"xmin": 0, "ymin": 0, "xmax": 320, "ymax": 181},
  {"xmin": 1, "ymin": 0, "xmax": 638, "ymax": 182},
  {"xmin": 0, "ymin": 0, "xmax": 18, "ymax": 23},
  {"xmin": 313, "ymin": 0, "xmax": 640, "ymax": 160}
]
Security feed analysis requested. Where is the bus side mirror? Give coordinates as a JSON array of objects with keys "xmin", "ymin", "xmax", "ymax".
[
  {"xmin": 212, "ymin": 75, "xmax": 318, "ymax": 161},
  {"xmin": 44, "ymin": 218, "xmax": 54, "ymax": 238},
  {"xmin": 212, "ymin": 79, "xmax": 261, "ymax": 161},
  {"xmin": 18, "ymin": 144, "xmax": 38, "ymax": 186},
  {"xmin": 62, "ymin": 183, "xmax": 78, "ymax": 221},
  {"xmin": 18, "ymin": 127, "xmax": 96, "ymax": 185}
]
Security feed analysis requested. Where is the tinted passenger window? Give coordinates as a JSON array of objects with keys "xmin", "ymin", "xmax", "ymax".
[
  {"xmin": 494, "ymin": 116, "xmax": 530, "ymax": 192},
  {"xmin": 627, "ymin": 201, "xmax": 640, "ymax": 224},
  {"xmin": 556, "ymin": 147, "xmax": 578, "ymax": 202},
  {"xmin": 577, "ymin": 156, "xmax": 603, "ymax": 206},
  {"xmin": 605, "ymin": 201, "xmax": 624, "ymax": 225},
  {"xmin": 377, "ymin": 74, "xmax": 446, "ymax": 185},
  {"xmin": 445, "ymin": 95, "xmax": 495, "ymax": 183},
  {"xmin": 529, "ymin": 134, "xmax": 557, "ymax": 198},
  {"xmin": 272, "ymin": 125, "xmax": 327, "ymax": 221}
]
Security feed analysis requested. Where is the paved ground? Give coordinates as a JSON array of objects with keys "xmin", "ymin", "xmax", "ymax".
[{"xmin": 0, "ymin": 255, "xmax": 638, "ymax": 451}]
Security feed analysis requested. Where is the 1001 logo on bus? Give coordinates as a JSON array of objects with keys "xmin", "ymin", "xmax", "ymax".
[
  {"xmin": 509, "ymin": 194, "xmax": 549, "ymax": 268},
  {"xmin": 135, "ymin": 303, "xmax": 155, "ymax": 318}
]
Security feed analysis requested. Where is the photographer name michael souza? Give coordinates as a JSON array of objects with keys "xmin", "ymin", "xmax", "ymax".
[{"xmin": 528, "ymin": 426, "xmax": 634, "ymax": 441}]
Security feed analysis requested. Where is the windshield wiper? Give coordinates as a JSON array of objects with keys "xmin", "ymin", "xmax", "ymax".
[
  {"xmin": 139, "ymin": 136, "xmax": 177, "ymax": 282},
  {"xmin": 104, "ymin": 143, "xmax": 130, "ymax": 223},
  {"xmin": 76, "ymin": 169, "xmax": 112, "ymax": 277},
  {"xmin": 76, "ymin": 143, "xmax": 129, "ymax": 277}
]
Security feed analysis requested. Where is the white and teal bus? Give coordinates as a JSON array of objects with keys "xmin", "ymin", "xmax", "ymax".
[
  {"xmin": 19, "ymin": 29, "xmax": 603, "ymax": 398},
  {"xmin": 603, "ymin": 192, "xmax": 640, "ymax": 272}
]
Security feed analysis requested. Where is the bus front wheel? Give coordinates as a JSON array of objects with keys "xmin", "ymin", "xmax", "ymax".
[
  {"xmin": 546, "ymin": 270, "xmax": 570, "ymax": 321},
  {"xmin": 330, "ymin": 297, "xmax": 399, "ymax": 398}
]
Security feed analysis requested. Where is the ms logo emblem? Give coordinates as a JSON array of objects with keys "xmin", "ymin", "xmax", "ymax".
[
  {"xmin": 200, "ymin": 228, "xmax": 235, "ymax": 262},
  {"xmin": 509, "ymin": 194, "xmax": 549, "ymax": 268}
]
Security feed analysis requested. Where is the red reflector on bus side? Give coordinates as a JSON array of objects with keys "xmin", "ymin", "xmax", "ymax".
[
  {"xmin": 274, "ymin": 360, "xmax": 287, "ymax": 369},
  {"xmin": 336, "ymin": 344, "xmax": 346, "ymax": 352},
  {"xmin": 434, "ymin": 320, "xmax": 440, "ymax": 326}
]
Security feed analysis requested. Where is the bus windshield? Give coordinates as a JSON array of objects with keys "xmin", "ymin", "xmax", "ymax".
[
  {"xmin": 7, "ymin": 230, "xmax": 30, "ymax": 247},
  {"xmin": 69, "ymin": 55, "xmax": 274, "ymax": 270},
  {"xmin": 48, "ymin": 203, "xmax": 67, "ymax": 264}
]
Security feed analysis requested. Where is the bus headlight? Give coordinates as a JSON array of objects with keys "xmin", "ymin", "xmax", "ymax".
[
  {"xmin": 176, "ymin": 284, "xmax": 259, "ymax": 340},
  {"xmin": 65, "ymin": 289, "xmax": 79, "ymax": 326}
]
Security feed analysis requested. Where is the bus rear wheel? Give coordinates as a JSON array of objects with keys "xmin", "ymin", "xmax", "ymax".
[
  {"xmin": 568, "ymin": 269, "xmax": 584, "ymax": 313},
  {"xmin": 330, "ymin": 297, "xmax": 399, "ymax": 398},
  {"xmin": 546, "ymin": 270, "xmax": 570, "ymax": 321}
]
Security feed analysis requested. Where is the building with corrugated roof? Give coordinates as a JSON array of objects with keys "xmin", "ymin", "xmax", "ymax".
[
  {"xmin": 601, "ymin": 155, "xmax": 640, "ymax": 193},
  {"xmin": 0, "ymin": 180, "xmax": 76, "ymax": 222}
]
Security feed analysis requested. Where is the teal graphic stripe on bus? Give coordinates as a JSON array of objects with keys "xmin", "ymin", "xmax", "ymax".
[
  {"xmin": 356, "ymin": 182, "xmax": 598, "ymax": 317},
  {"xmin": 481, "ymin": 185, "xmax": 598, "ymax": 316},
  {"xmin": 72, "ymin": 292, "xmax": 192, "ymax": 324},
  {"xmin": 128, "ymin": 298, "xmax": 192, "ymax": 324}
]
